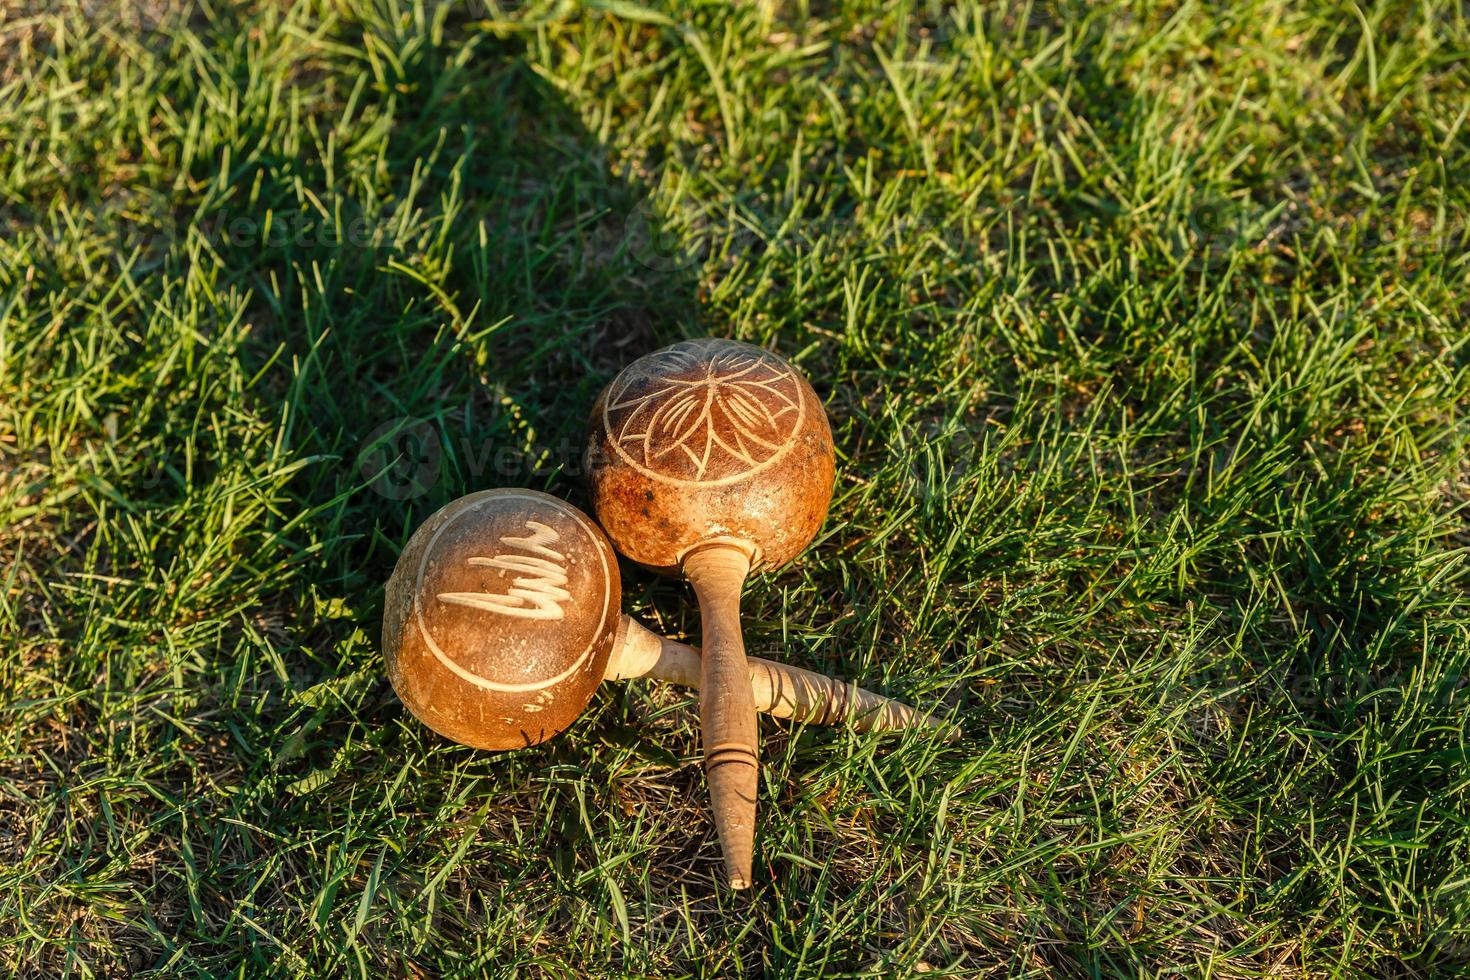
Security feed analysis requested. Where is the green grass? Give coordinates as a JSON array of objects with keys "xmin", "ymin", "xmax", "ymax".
[{"xmin": 1, "ymin": 0, "xmax": 1468, "ymax": 975}]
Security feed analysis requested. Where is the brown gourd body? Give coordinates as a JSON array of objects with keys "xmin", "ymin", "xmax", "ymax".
[
  {"xmin": 584, "ymin": 338, "xmax": 835, "ymax": 572},
  {"xmin": 382, "ymin": 489, "xmax": 618, "ymax": 750}
]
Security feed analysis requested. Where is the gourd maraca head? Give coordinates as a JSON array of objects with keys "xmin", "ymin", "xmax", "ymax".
[
  {"xmin": 585, "ymin": 338, "xmax": 836, "ymax": 572},
  {"xmin": 382, "ymin": 489, "xmax": 619, "ymax": 750}
]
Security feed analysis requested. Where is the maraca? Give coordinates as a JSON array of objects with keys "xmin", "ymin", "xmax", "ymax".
[
  {"xmin": 585, "ymin": 338, "xmax": 836, "ymax": 888},
  {"xmin": 383, "ymin": 489, "xmax": 942, "ymax": 752}
]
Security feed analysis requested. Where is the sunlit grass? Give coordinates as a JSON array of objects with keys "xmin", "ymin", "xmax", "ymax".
[{"xmin": 1, "ymin": 0, "xmax": 1467, "ymax": 975}]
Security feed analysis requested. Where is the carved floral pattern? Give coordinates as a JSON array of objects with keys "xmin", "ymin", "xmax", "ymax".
[{"xmin": 603, "ymin": 343, "xmax": 804, "ymax": 482}]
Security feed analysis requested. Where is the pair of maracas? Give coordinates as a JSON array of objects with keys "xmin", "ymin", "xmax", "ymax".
[{"xmin": 383, "ymin": 339, "xmax": 945, "ymax": 889}]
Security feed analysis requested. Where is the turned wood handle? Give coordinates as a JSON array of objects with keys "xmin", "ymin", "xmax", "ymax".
[
  {"xmin": 746, "ymin": 657, "xmax": 953, "ymax": 735},
  {"xmin": 607, "ymin": 616, "xmax": 955, "ymax": 738},
  {"xmin": 681, "ymin": 542, "xmax": 759, "ymax": 891}
]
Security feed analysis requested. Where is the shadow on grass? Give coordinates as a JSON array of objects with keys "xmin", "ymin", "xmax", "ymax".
[
  {"xmin": 0, "ymin": 6, "xmax": 731, "ymax": 974},
  {"xmin": 214, "ymin": 6, "xmax": 717, "ymax": 924},
  {"xmin": 203, "ymin": 14, "xmax": 748, "ymax": 974}
]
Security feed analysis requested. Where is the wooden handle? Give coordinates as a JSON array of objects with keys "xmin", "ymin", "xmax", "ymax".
[
  {"xmin": 681, "ymin": 541, "xmax": 758, "ymax": 891},
  {"xmin": 606, "ymin": 616, "xmax": 955, "ymax": 738}
]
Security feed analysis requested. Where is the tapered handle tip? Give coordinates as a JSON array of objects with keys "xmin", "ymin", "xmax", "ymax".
[{"xmin": 706, "ymin": 741, "xmax": 758, "ymax": 890}]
